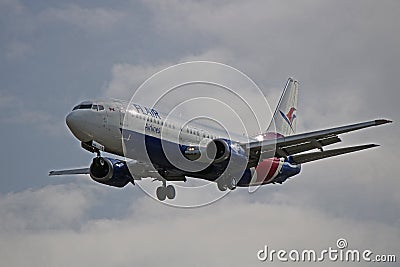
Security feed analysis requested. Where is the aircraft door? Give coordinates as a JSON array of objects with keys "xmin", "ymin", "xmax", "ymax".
[
  {"xmin": 120, "ymin": 108, "xmax": 125, "ymax": 128},
  {"xmin": 105, "ymin": 105, "xmax": 119, "ymax": 133}
]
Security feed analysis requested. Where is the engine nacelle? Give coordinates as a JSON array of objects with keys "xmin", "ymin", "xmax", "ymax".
[
  {"xmin": 206, "ymin": 138, "xmax": 231, "ymax": 163},
  {"xmin": 89, "ymin": 157, "xmax": 132, "ymax": 187},
  {"xmin": 180, "ymin": 139, "xmax": 231, "ymax": 163}
]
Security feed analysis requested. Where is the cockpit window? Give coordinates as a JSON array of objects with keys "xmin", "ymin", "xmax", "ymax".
[
  {"xmin": 73, "ymin": 104, "xmax": 92, "ymax": 110},
  {"xmin": 79, "ymin": 104, "xmax": 92, "ymax": 109},
  {"xmin": 72, "ymin": 102, "xmax": 104, "ymax": 111}
]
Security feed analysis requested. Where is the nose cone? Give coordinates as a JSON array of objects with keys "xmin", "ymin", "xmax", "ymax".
[
  {"xmin": 65, "ymin": 112, "xmax": 75, "ymax": 130},
  {"xmin": 66, "ymin": 112, "xmax": 91, "ymax": 142}
]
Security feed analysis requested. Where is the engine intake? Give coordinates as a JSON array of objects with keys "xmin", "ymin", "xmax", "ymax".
[
  {"xmin": 89, "ymin": 157, "xmax": 132, "ymax": 187},
  {"xmin": 206, "ymin": 139, "xmax": 231, "ymax": 163}
]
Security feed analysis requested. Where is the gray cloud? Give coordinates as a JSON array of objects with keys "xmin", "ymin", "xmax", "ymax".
[
  {"xmin": 41, "ymin": 4, "xmax": 126, "ymax": 33},
  {"xmin": 0, "ymin": 0, "xmax": 399, "ymax": 266},
  {"xmin": 0, "ymin": 188, "xmax": 398, "ymax": 266},
  {"xmin": 0, "ymin": 184, "xmax": 98, "ymax": 232}
]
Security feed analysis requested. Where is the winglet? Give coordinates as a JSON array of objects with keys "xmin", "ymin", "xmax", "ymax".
[
  {"xmin": 375, "ymin": 119, "xmax": 392, "ymax": 125},
  {"xmin": 368, "ymin": 143, "xmax": 380, "ymax": 148}
]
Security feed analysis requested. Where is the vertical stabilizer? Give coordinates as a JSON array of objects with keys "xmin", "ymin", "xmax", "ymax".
[{"xmin": 266, "ymin": 78, "xmax": 299, "ymax": 136}]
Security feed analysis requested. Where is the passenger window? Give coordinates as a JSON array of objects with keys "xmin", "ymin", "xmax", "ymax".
[
  {"xmin": 92, "ymin": 105, "xmax": 98, "ymax": 111},
  {"xmin": 98, "ymin": 105, "xmax": 104, "ymax": 111}
]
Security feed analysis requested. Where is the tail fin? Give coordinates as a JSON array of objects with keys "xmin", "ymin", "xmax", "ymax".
[{"xmin": 266, "ymin": 78, "xmax": 299, "ymax": 136}]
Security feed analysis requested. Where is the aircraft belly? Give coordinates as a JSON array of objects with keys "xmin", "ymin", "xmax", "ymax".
[
  {"xmin": 122, "ymin": 129, "xmax": 178, "ymax": 168},
  {"xmin": 121, "ymin": 128, "xmax": 228, "ymax": 179}
]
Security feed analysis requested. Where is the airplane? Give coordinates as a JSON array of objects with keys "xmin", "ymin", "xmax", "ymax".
[{"xmin": 49, "ymin": 78, "xmax": 392, "ymax": 201}]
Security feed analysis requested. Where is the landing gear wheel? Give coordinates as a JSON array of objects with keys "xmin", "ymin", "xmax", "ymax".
[
  {"xmin": 217, "ymin": 180, "xmax": 228, "ymax": 191},
  {"xmin": 228, "ymin": 178, "xmax": 237, "ymax": 190},
  {"xmin": 156, "ymin": 186, "xmax": 167, "ymax": 201},
  {"xmin": 166, "ymin": 185, "xmax": 176, "ymax": 199}
]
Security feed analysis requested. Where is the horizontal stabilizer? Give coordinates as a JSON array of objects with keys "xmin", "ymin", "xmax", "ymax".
[
  {"xmin": 289, "ymin": 144, "xmax": 379, "ymax": 164},
  {"xmin": 49, "ymin": 168, "xmax": 90, "ymax": 176}
]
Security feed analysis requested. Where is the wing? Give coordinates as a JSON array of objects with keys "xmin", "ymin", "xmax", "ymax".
[
  {"xmin": 244, "ymin": 119, "xmax": 391, "ymax": 167},
  {"xmin": 49, "ymin": 160, "xmax": 159, "ymax": 180},
  {"xmin": 49, "ymin": 168, "xmax": 90, "ymax": 176}
]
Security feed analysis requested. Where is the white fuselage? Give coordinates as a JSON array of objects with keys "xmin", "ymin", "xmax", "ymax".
[
  {"xmin": 66, "ymin": 99, "xmax": 249, "ymax": 160},
  {"xmin": 66, "ymin": 99, "xmax": 301, "ymax": 187}
]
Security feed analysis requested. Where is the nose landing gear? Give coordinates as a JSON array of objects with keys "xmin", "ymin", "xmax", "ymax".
[{"xmin": 81, "ymin": 140, "xmax": 104, "ymax": 157}]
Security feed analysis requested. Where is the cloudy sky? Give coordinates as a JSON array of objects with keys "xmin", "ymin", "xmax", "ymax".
[{"xmin": 0, "ymin": 0, "xmax": 399, "ymax": 266}]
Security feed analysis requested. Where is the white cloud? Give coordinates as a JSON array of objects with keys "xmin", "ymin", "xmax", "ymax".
[
  {"xmin": 103, "ymin": 48, "xmax": 237, "ymax": 100},
  {"xmin": 0, "ymin": 184, "xmax": 100, "ymax": 232},
  {"xmin": 0, "ymin": 190, "xmax": 398, "ymax": 266},
  {"xmin": 104, "ymin": 63, "xmax": 170, "ymax": 99}
]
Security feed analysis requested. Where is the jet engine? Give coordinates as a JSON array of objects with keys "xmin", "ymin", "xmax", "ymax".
[
  {"xmin": 181, "ymin": 139, "xmax": 232, "ymax": 163},
  {"xmin": 206, "ymin": 139, "xmax": 231, "ymax": 163},
  {"xmin": 181, "ymin": 139, "xmax": 248, "ymax": 175},
  {"xmin": 89, "ymin": 157, "xmax": 132, "ymax": 187}
]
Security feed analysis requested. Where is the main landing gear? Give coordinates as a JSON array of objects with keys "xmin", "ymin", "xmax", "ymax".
[
  {"xmin": 217, "ymin": 177, "xmax": 237, "ymax": 191},
  {"xmin": 156, "ymin": 180, "xmax": 176, "ymax": 201}
]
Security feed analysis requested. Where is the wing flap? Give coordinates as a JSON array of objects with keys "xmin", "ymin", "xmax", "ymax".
[
  {"xmin": 277, "ymin": 136, "xmax": 341, "ymax": 157},
  {"xmin": 289, "ymin": 144, "xmax": 379, "ymax": 164}
]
